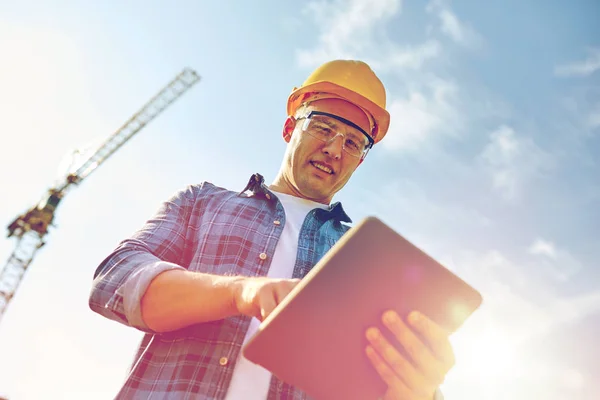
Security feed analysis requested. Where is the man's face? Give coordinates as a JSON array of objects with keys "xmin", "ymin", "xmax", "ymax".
[{"xmin": 281, "ymin": 98, "xmax": 372, "ymax": 204}]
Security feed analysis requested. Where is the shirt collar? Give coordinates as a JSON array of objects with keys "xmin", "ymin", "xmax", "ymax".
[{"xmin": 239, "ymin": 173, "xmax": 352, "ymax": 223}]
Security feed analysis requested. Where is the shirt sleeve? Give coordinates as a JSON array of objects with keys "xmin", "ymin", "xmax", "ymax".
[{"xmin": 88, "ymin": 184, "xmax": 199, "ymax": 333}]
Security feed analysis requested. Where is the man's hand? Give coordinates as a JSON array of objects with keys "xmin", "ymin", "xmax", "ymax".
[
  {"xmin": 365, "ymin": 310, "xmax": 455, "ymax": 400},
  {"xmin": 233, "ymin": 277, "xmax": 301, "ymax": 321}
]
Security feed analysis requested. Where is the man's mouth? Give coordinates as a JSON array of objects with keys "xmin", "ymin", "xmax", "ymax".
[{"xmin": 310, "ymin": 161, "xmax": 334, "ymax": 175}]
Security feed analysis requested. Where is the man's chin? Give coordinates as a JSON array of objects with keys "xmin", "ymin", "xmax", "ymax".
[{"xmin": 295, "ymin": 184, "xmax": 329, "ymax": 202}]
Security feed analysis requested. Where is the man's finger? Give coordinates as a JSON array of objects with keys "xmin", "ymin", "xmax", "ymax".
[
  {"xmin": 406, "ymin": 311, "xmax": 455, "ymax": 368},
  {"xmin": 366, "ymin": 327, "xmax": 433, "ymax": 398},
  {"xmin": 365, "ymin": 345, "xmax": 412, "ymax": 400},
  {"xmin": 382, "ymin": 311, "xmax": 446, "ymax": 385},
  {"xmin": 274, "ymin": 280, "xmax": 299, "ymax": 304},
  {"xmin": 259, "ymin": 293, "xmax": 277, "ymax": 321}
]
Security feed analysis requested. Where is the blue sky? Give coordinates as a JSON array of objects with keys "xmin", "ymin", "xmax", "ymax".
[{"xmin": 0, "ymin": 1, "xmax": 598, "ymax": 399}]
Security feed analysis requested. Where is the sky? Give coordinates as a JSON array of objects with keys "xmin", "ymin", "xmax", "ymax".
[{"xmin": 0, "ymin": 0, "xmax": 598, "ymax": 399}]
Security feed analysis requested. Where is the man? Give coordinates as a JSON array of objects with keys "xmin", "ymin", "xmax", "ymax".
[{"xmin": 89, "ymin": 60, "xmax": 454, "ymax": 400}]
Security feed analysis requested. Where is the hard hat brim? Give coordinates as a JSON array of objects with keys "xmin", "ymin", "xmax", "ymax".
[{"xmin": 287, "ymin": 81, "xmax": 390, "ymax": 144}]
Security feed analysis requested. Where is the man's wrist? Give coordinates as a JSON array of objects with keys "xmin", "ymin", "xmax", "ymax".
[{"xmin": 221, "ymin": 275, "xmax": 246, "ymax": 316}]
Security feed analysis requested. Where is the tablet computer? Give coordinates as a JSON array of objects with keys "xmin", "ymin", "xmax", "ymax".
[{"xmin": 242, "ymin": 216, "xmax": 482, "ymax": 400}]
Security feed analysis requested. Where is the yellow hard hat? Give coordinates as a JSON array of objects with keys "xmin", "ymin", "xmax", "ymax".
[{"xmin": 287, "ymin": 59, "xmax": 390, "ymax": 144}]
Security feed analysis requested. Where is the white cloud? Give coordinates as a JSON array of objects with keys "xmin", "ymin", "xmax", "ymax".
[
  {"xmin": 297, "ymin": 0, "xmax": 484, "ymax": 70},
  {"xmin": 297, "ymin": 0, "xmax": 445, "ymax": 74},
  {"xmin": 296, "ymin": 0, "xmax": 402, "ymax": 68},
  {"xmin": 479, "ymin": 125, "xmax": 553, "ymax": 202},
  {"xmin": 480, "ymin": 126, "xmax": 521, "ymax": 200},
  {"xmin": 528, "ymin": 238, "xmax": 583, "ymax": 282},
  {"xmin": 450, "ymin": 248, "xmax": 599, "ymax": 346},
  {"xmin": 382, "ymin": 40, "xmax": 441, "ymax": 71},
  {"xmin": 559, "ymin": 95, "xmax": 600, "ymax": 142},
  {"xmin": 383, "ymin": 78, "xmax": 460, "ymax": 151},
  {"xmin": 554, "ymin": 47, "xmax": 600, "ymax": 77},
  {"xmin": 385, "ymin": 95, "xmax": 438, "ymax": 150},
  {"xmin": 587, "ymin": 103, "xmax": 600, "ymax": 129},
  {"xmin": 529, "ymin": 238, "xmax": 557, "ymax": 258},
  {"xmin": 439, "ymin": 10, "xmax": 464, "ymax": 42},
  {"xmin": 426, "ymin": 0, "xmax": 483, "ymax": 48}
]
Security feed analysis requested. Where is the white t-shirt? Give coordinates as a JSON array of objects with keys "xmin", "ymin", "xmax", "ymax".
[{"xmin": 224, "ymin": 191, "xmax": 328, "ymax": 400}]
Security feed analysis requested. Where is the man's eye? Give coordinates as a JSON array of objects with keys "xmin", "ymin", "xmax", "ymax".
[
  {"xmin": 346, "ymin": 139, "xmax": 360, "ymax": 150},
  {"xmin": 314, "ymin": 125, "xmax": 332, "ymax": 135}
]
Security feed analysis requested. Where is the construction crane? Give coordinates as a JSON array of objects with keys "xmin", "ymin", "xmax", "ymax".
[{"xmin": 0, "ymin": 68, "xmax": 200, "ymax": 323}]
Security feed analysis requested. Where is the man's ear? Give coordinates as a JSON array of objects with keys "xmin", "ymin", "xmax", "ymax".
[{"xmin": 283, "ymin": 116, "xmax": 296, "ymax": 143}]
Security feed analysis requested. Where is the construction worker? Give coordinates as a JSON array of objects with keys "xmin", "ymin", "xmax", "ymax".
[{"xmin": 89, "ymin": 60, "xmax": 454, "ymax": 400}]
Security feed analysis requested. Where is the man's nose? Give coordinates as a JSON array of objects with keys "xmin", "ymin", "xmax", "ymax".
[{"xmin": 322, "ymin": 133, "xmax": 344, "ymax": 160}]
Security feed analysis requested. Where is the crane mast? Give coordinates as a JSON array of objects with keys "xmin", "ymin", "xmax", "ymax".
[{"xmin": 0, "ymin": 68, "xmax": 200, "ymax": 322}]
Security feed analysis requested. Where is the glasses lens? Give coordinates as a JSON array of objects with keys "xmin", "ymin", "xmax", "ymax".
[
  {"xmin": 303, "ymin": 117, "xmax": 369, "ymax": 157},
  {"xmin": 306, "ymin": 118, "xmax": 335, "ymax": 141}
]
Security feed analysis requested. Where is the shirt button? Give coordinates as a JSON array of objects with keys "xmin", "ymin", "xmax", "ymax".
[
  {"xmin": 265, "ymin": 193, "xmax": 271, "ymax": 200},
  {"xmin": 219, "ymin": 357, "xmax": 228, "ymax": 366},
  {"xmin": 273, "ymin": 220, "xmax": 281, "ymax": 225},
  {"xmin": 259, "ymin": 252, "xmax": 267, "ymax": 260}
]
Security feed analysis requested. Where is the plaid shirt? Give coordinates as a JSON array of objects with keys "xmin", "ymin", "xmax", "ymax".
[{"xmin": 89, "ymin": 173, "xmax": 353, "ymax": 400}]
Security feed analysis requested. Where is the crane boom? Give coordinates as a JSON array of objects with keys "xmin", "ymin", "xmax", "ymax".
[
  {"xmin": 0, "ymin": 68, "xmax": 200, "ymax": 323},
  {"xmin": 0, "ymin": 231, "xmax": 44, "ymax": 320},
  {"xmin": 59, "ymin": 68, "xmax": 200, "ymax": 190}
]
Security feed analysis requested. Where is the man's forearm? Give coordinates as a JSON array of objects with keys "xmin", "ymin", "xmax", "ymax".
[{"xmin": 141, "ymin": 269, "xmax": 243, "ymax": 333}]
